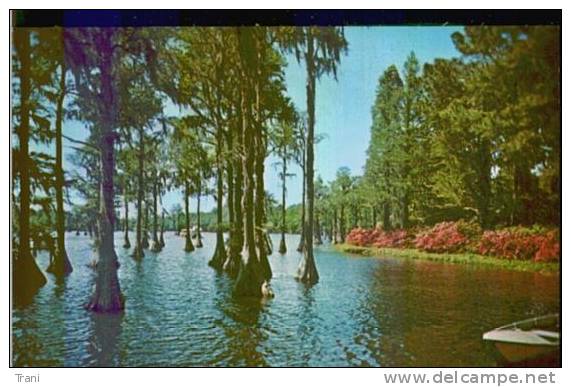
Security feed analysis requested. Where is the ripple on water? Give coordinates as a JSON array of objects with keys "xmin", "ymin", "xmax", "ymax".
[{"xmin": 12, "ymin": 232, "xmax": 559, "ymax": 366}]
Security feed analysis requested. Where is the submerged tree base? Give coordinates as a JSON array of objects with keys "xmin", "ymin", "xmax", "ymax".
[
  {"xmin": 278, "ymin": 237, "xmax": 287, "ymax": 254},
  {"xmin": 86, "ymin": 294, "xmax": 125, "ymax": 313},
  {"xmin": 265, "ymin": 233, "xmax": 273, "ymax": 255},
  {"xmin": 208, "ymin": 237, "xmax": 227, "ymax": 271},
  {"xmin": 296, "ymin": 254, "xmax": 319, "ymax": 285},
  {"xmin": 184, "ymin": 237, "xmax": 194, "ymax": 252},
  {"xmin": 150, "ymin": 240, "xmax": 162, "ymax": 253},
  {"xmin": 296, "ymin": 237, "xmax": 304, "ymax": 253},
  {"xmin": 46, "ymin": 249, "xmax": 73, "ymax": 277},
  {"xmin": 223, "ymin": 254, "xmax": 241, "ymax": 278},
  {"xmin": 335, "ymin": 244, "xmax": 560, "ymax": 274},
  {"xmin": 87, "ymin": 246, "xmax": 125, "ymax": 313},
  {"xmin": 142, "ymin": 235, "xmax": 149, "ymax": 249},
  {"xmin": 233, "ymin": 259, "xmax": 266, "ymax": 297},
  {"xmin": 13, "ymin": 251, "xmax": 47, "ymax": 304},
  {"xmin": 260, "ymin": 253, "xmax": 272, "ymax": 280},
  {"xmin": 131, "ymin": 246, "xmax": 144, "ymax": 260}
]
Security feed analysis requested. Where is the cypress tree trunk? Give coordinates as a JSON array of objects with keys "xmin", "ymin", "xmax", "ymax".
[
  {"xmin": 314, "ymin": 212, "xmax": 323, "ymax": 245},
  {"xmin": 234, "ymin": 98, "xmax": 264, "ymax": 297},
  {"xmin": 142, "ymin": 202, "xmax": 149, "ymax": 249},
  {"xmin": 225, "ymin": 131, "xmax": 235, "ymax": 258},
  {"xmin": 224, "ymin": 110, "xmax": 244, "ymax": 277},
  {"xmin": 150, "ymin": 180, "xmax": 161, "ymax": 252},
  {"xmin": 297, "ymin": 35, "xmax": 319, "ymax": 285},
  {"xmin": 184, "ymin": 181, "xmax": 194, "ymax": 252},
  {"xmin": 278, "ymin": 152, "xmax": 287, "ymax": 254},
  {"xmin": 234, "ymin": 104, "xmax": 264, "ymax": 297},
  {"xmin": 132, "ymin": 128, "xmax": 144, "ymax": 260},
  {"xmin": 208, "ymin": 132, "xmax": 227, "ymax": 270},
  {"xmin": 159, "ymin": 212, "xmax": 165, "ymax": 248},
  {"xmin": 47, "ymin": 61, "xmax": 73, "ymax": 276},
  {"xmin": 87, "ymin": 35, "xmax": 124, "ymax": 311},
  {"xmin": 234, "ymin": 29, "xmax": 265, "ymax": 297},
  {"xmin": 159, "ymin": 191, "xmax": 165, "ymax": 248},
  {"xmin": 253, "ymin": 69, "xmax": 272, "ymax": 281},
  {"xmin": 93, "ymin": 218, "xmax": 101, "ymax": 248},
  {"xmin": 13, "ymin": 28, "xmax": 47, "ymax": 301},
  {"xmin": 372, "ymin": 206, "xmax": 377, "ymax": 228},
  {"xmin": 87, "ymin": 131, "xmax": 124, "ymax": 312},
  {"xmin": 196, "ymin": 180, "xmax": 203, "ymax": 248},
  {"xmin": 265, "ymin": 231, "xmax": 273, "ymax": 255},
  {"xmin": 122, "ymin": 182, "xmax": 130, "ymax": 248},
  {"xmin": 296, "ymin": 149, "xmax": 306, "ymax": 253},
  {"xmin": 94, "ymin": 188, "xmax": 101, "ymax": 248}
]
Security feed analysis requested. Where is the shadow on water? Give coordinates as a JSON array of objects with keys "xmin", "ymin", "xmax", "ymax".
[
  {"xmin": 295, "ymin": 283, "xmax": 322, "ymax": 365},
  {"xmin": 87, "ymin": 312, "xmax": 123, "ymax": 366},
  {"xmin": 212, "ymin": 273, "xmax": 270, "ymax": 366},
  {"xmin": 12, "ymin": 301, "xmax": 59, "ymax": 367},
  {"xmin": 13, "ymin": 266, "xmax": 70, "ymax": 366},
  {"xmin": 52, "ymin": 274, "xmax": 67, "ymax": 298}
]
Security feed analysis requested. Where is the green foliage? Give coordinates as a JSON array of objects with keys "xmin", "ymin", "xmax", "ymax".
[
  {"xmin": 267, "ymin": 203, "xmax": 303, "ymax": 233},
  {"xmin": 360, "ymin": 27, "xmax": 559, "ymax": 230}
]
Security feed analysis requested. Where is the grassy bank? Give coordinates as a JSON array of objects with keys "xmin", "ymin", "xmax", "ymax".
[{"xmin": 335, "ymin": 244, "xmax": 559, "ymax": 274}]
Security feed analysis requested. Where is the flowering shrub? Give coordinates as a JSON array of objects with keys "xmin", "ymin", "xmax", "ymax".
[
  {"xmin": 346, "ymin": 228, "xmax": 377, "ymax": 247},
  {"xmin": 372, "ymin": 229, "xmax": 412, "ymax": 248},
  {"xmin": 345, "ymin": 223, "xmax": 560, "ymax": 263},
  {"xmin": 345, "ymin": 228, "xmax": 412, "ymax": 248},
  {"xmin": 534, "ymin": 231, "xmax": 560, "ymax": 262},
  {"xmin": 413, "ymin": 221, "xmax": 469, "ymax": 253},
  {"xmin": 478, "ymin": 228, "xmax": 560, "ymax": 262}
]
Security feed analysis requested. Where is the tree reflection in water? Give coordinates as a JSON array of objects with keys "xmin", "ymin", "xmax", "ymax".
[
  {"xmin": 88, "ymin": 312, "xmax": 123, "ymax": 366},
  {"xmin": 213, "ymin": 274, "xmax": 270, "ymax": 366},
  {"xmin": 295, "ymin": 284, "xmax": 320, "ymax": 365}
]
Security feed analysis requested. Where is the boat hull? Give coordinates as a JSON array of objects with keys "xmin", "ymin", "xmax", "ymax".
[
  {"xmin": 483, "ymin": 314, "xmax": 560, "ymax": 367},
  {"xmin": 493, "ymin": 342, "xmax": 560, "ymax": 366}
]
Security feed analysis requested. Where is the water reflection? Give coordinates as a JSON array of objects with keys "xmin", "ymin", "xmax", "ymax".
[
  {"xmin": 294, "ymin": 284, "xmax": 322, "ymax": 365},
  {"xmin": 213, "ymin": 272, "xmax": 270, "ymax": 366},
  {"xmin": 12, "ymin": 232, "xmax": 559, "ymax": 367},
  {"xmin": 52, "ymin": 274, "xmax": 66, "ymax": 299},
  {"xmin": 87, "ymin": 312, "xmax": 123, "ymax": 366}
]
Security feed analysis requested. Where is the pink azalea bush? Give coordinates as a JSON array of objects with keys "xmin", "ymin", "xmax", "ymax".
[
  {"xmin": 413, "ymin": 221, "xmax": 470, "ymax": 253},
  {"xmin": 345, "ymin": 228, "xmax": 412, "ymax": 248},
  {"xmin": 478, "ymin": 228, "xmax": 559, "ymax": 262},
  {"xmin": 372, "ymin": 229, "xmax": 412, "ymax": 248},
  {"xmin": 345, "ymin": 221, "xmax": 559, "ymax": 263}
]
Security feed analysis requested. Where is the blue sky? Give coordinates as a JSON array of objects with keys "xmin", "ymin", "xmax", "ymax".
[
  {"xmin": 59, "ymin": 26, "xmax": 462, "ymax": 213},
  {"xmin": 264, "ymin": 26, "xmax": 462, "ymax": 211}
]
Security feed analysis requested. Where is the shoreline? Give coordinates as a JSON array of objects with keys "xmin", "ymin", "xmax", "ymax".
[{"xmin": 334, "ymin": 244, "xmax": 559, "ymax": 274}]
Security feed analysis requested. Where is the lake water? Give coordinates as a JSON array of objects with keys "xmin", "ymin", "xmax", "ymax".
[{"xmin": 12, "ymin": 232, "xmax": 560, "ymax": 367}]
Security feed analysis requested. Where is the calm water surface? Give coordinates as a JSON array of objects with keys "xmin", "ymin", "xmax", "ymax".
[{"xmin": 12, "ymin": 232, "xmax": 559, "ymax": 367}]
